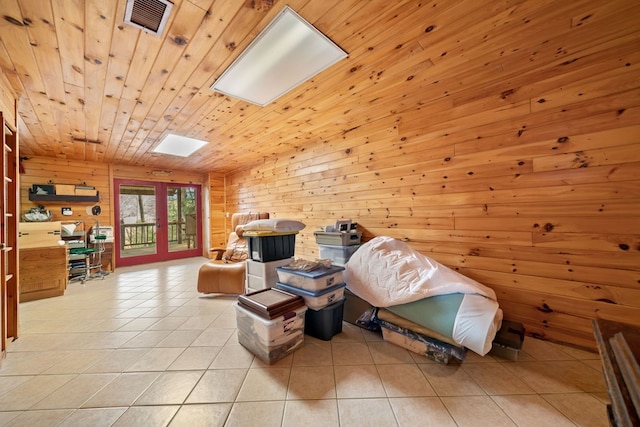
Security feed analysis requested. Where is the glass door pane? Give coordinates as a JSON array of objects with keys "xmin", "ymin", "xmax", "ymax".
[
  {"xmin": 167, "ymin": 185, "xmax": 199, "ymax": 253},
  {"xmin": 118, "ymin": 184, "xmax": 158, "ymax": 259}
]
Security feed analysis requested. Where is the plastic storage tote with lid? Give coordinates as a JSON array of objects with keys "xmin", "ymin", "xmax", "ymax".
[
  {"xmin": 275, "ymin": 264, "xmax": 345, "ymax": 292},
  {"xmin": 276, "ymin": 281, "xmax": 346, "ymax": 310}
]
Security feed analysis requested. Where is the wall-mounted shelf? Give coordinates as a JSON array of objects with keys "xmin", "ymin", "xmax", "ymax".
[{"xmin": 28, "ymin": 191, "xmax": 99, "ymax": 203}]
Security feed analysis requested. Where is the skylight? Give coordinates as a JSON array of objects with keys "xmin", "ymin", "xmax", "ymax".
[{"xmin": 153, "ymin": 134, "xmax": 208, "ymax": 157}]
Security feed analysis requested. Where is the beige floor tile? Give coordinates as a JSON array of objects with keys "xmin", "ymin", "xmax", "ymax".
[
  {"xmin": 542, "ymin": 392, "xmax": 610, "ymax": 427},
  {"xmin": 368, "ymin": 341, "xmax": 415, "ymax": 364},
  {"xmin": 521, "ymin": 339, "xmax": 575, "ymax": 361},
  {"xmin": 81, "ymin": 372, "xmax": 160, "ymax": 408},
  {"xmin": 31, "ymin": 373, "xmax": 118, "ymax": 410},
  {"xmin": 83, "ymin": 348, "xmax": 149, "ymax": 373},
  {"xmin": 120, "ymin": 330, "xmax": 172, "ymax": 348},
  {"xmin": 156, "ymin": 329, "xmax": 202, "ymax": 347},
  {"xmin": 134, "ymin": 371, "xmax": 204, "ymax": 405},
  {"xmin": 116, "ymin": 317, "xmax": 159, "ymax": 331},
  {"xmin": 251, "ymin": 351, "xmax": 294, "ymax": 368},
  {"xmin": 362, "ymin": 328, "xmax": 384, "ymax": 342},
  {"xmin": 42, "ymin": 350, "xmax": 112, "ymax": 374},
  {"xmin": 0, "ymin": 351, "xmax": 65, "ymax": 375},
  {"xmin": 236, "ymin": 368, "xmax": 291, "ymax": 401},
  {"xmin": 0, "ymin": 411, "xmax": 22, "ymax": 425},
  {"xmin": 169, "ymin": 403, "xmax": 232, "ymax": 427},
  {"xmin": 209, "ymin": 344, "xmax": 255, "ymax": 369},
  {"xmin": 441, "ymin": 395, "xmax": 516, "ymax": 427},
  {"xmin": 2, "ymin": 409, "xmax": 74, "ymax": 427},
  {"xmin": 186, "ymin": 369, "xmax": 248, "ymax": 403},
  {"xmin": 283, "ymin": 399, "xmax": 339, "ymax": 427},
  {"xmin": 124, "ymin": 347, "xmax": 184, "ymax": 372},
  {"xmin": 377, "ymin": 364, "xmax": 436, "ymax": 397},
  {"xmin": 337, "ymin": 398, "xmax": 398, "ymax": 426},
  {"xmin": 148, "ymin": 316, "xmax": 190, "ymax": 331},
  {"xmin": 111, "ymin": 405, "xmax": 179, "ymax": 426},
  {"xmin": 0, "ymin": 375, "xmax": 34, "ymax": 396},
  {"xmin": 419, "ymin": 363, "xmax": 485, "ymax": 396},
  {"xmin": 331, "ymin": 322, "xmax": 366, "ymax": 343},
  {"xmin": 389, "ymin": 397, "xmax": 457, "ymax": 427},
  {"xmin": 225, "ymin": 401, "xmax": 285, "ymax": 427},
  {"xmin": 57, "ymin": 407, "xmax": 127, "ymax": 427},
  {"xmin": 292, "ymin": 339, "xmax": 333, "ymax": 366},
  {"xmin": 167, "ymin": 346, "xmax": 221, "ymax": 371},
  {"xmin": 191, "ymin": 328, "xmax": 234, "ymax": 347},
  {"xmin": 331, "ymin": 342, "xmax": 373, "ymax": 365},
  {"xmin": 87, "ymin": 331, "xmax": 140, "ymax": 349},
  {"xmin": 492, "ymin": 394, "xmax": 575, "ymax": 427},
  {"xmin": 175, "ymin": 314, "xmax": 218, "ymax": 330},
  {"xmin": 209, "ymin": 308, "xmax": 238, "ymax": 329},
  {"xmin": 462, "ymin": 362, "xmax": 535, "ymax": 395},
  {"xmin": 334, "ymin": 365, "xmax": 386, "ymax": 398},
  {"xmin": 501, "ymin": 361, "xmax": 584, "ymax": 393},
  {"xmin": 287, "ymin": 366, "xmax": 336, "ymax": 399},
  {"xmin": 0, "ymin": 374, "xmax": 75, "ymax": 410}
]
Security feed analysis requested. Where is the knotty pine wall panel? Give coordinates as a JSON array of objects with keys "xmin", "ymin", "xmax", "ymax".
[
  {"xmin": 20, "ymin": 157, "xmax": 216, "ymax": 266},
  {"xmin": 225, "ymin": 5, "xmax": 640, "ymax": 350}
]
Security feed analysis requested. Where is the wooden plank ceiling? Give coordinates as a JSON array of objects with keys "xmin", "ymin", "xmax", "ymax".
[{"xmin": 0, "ymin": 0, "xmax": 638, "ymax": 175}]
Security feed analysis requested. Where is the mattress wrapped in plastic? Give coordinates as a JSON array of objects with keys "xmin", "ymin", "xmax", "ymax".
[{"xmin": 344, "ymin": 236, "xmax": 503, "ymax": 356}]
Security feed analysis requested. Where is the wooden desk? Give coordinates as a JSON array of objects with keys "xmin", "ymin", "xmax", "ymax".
[{"xmin": 592, "ymin": 319, "xmax": 640, "ymax": 427}]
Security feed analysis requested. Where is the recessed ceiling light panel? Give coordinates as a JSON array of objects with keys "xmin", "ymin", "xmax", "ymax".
[
  {"xmin": 153, "ymin": 134, "xmax": 208, "ymax": 157},
  {"xmin": 211, "ymin": 6, "xmax": 348, "ymax": 106}
]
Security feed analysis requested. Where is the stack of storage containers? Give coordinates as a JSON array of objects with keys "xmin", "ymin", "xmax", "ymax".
[
  {"xmin": 235, "ymin": 287, "xmax": 307, "ymax": 363},
  {"xmin": 276, "ymin": 264, "xmax": 346, "ymax": 340},
  {"xmin": 313, "ymin": 220, "xmax": 362, "ymax": 266},
  {"xmin": 243, "ymin": 231, "xmax": 297, "ymax": 294}
]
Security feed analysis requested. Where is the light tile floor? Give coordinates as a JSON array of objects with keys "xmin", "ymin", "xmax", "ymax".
[{"xmin": 0, "ymin": 257, "xmax": 610, "ymax": 426}]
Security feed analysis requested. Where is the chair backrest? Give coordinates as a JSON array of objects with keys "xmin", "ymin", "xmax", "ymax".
[
  {"xmin": 185, "ymin": 214, "xmax": 197, "ymax": 235},
  {"xmin": 223, "ymin": 212, "xmax": 269, "ymax": 262}
]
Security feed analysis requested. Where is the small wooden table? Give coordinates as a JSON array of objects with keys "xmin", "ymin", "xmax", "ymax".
[{"xmin": 592, "ymin": 319, "xmax": 640, "ymax": 427}]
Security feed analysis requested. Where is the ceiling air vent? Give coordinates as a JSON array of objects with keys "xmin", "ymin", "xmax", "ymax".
[{"xmin": 124, "ymin": 0, "xmax": 173, "ymax": 36}]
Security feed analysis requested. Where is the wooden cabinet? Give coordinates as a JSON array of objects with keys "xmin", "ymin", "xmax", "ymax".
[
  {"xmin": 1, "ymin": 111, "xmax": 19, "ymax": 358},
  {"xmin": 19, "ymin": 221, "xmax": 62, "ymax": 248},
  {"xmin": 18, "ymin": 222, "xmax": 67, "ymax": 301},
  {"xmin": 19, "ymin": 247, "xmax": 67, "ymax": 302}
]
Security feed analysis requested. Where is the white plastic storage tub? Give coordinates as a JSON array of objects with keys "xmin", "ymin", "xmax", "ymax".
[
  {"xmin": 246, "ymin": 257, "xmax": 293, "ymax": 293},
  {"xmin": 317, "ymin": 244, "xmax": 360, "ymax": 266},
  {"xmin": 276, "ymin": 282, "xmax": 346, "ymax": 310},
  {"xmin": 275, "ymin": 264, "xmax": 345, "ymax": 292},
  {"xmin": 235, "ymin": 303, "xmax": 307, "ymax": 363}
]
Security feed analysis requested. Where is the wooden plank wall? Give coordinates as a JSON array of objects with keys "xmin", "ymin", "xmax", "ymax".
[
  {"xmin": 226, "ymin": 0, "xmax": 640, "ymax": 350},
  {"xmin": 20, "ymin": 157, "xmax": 216, "ymax": 264}
]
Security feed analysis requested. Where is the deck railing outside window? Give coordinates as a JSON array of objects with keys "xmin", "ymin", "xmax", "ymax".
[{"xmin": 120, "ymin": 221, "xmax": 188, "ymax": 248}]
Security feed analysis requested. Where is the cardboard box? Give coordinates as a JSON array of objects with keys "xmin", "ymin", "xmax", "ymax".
[
  {"xmin": 55, "ymin": 184, "xmax": 76, "ymax": 195},
  {"xmin": 75, "ymin": 187, "xmax": 97, "ymax": 196}
]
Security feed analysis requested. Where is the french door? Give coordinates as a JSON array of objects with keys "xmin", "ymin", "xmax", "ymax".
[{"xmin": 114, "ymin": 179, "xmax": 202, "ymax": 267}]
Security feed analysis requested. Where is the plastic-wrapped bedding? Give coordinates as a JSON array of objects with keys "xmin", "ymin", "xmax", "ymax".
[
  {"xmin": 344, "ymin": 236, "xmax": 503, "ymax": 356},
  {"xmin": 375, "ymin": 308, "xmax": 467, "ymax": 363}
]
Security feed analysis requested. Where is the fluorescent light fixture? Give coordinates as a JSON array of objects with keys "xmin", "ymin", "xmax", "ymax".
[
  {"xmin": 210, "ymin": 6, "xmax": 347, "ymax": 106},
  {"xmin": 153, "ymin": 134, "xmax": 208, "ymax": 157}
]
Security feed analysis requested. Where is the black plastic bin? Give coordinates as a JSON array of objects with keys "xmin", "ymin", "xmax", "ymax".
[
  {"xmin": 304, "ymin": 298, "xmax": 344, "ymax": 340},
  {"xmin": 247, "ymin": 233, "xmax": 296, "ymax": 262}
]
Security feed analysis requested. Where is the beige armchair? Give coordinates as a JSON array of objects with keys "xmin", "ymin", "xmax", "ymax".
[{"xmin": 197, "ymin": 212, "xmax": 269, "ymax": 294}]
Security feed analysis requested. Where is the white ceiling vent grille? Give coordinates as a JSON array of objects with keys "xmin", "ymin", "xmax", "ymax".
[{"xmin": 124, "ymin": 0, "xmax": 173, "ymax": 36}]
